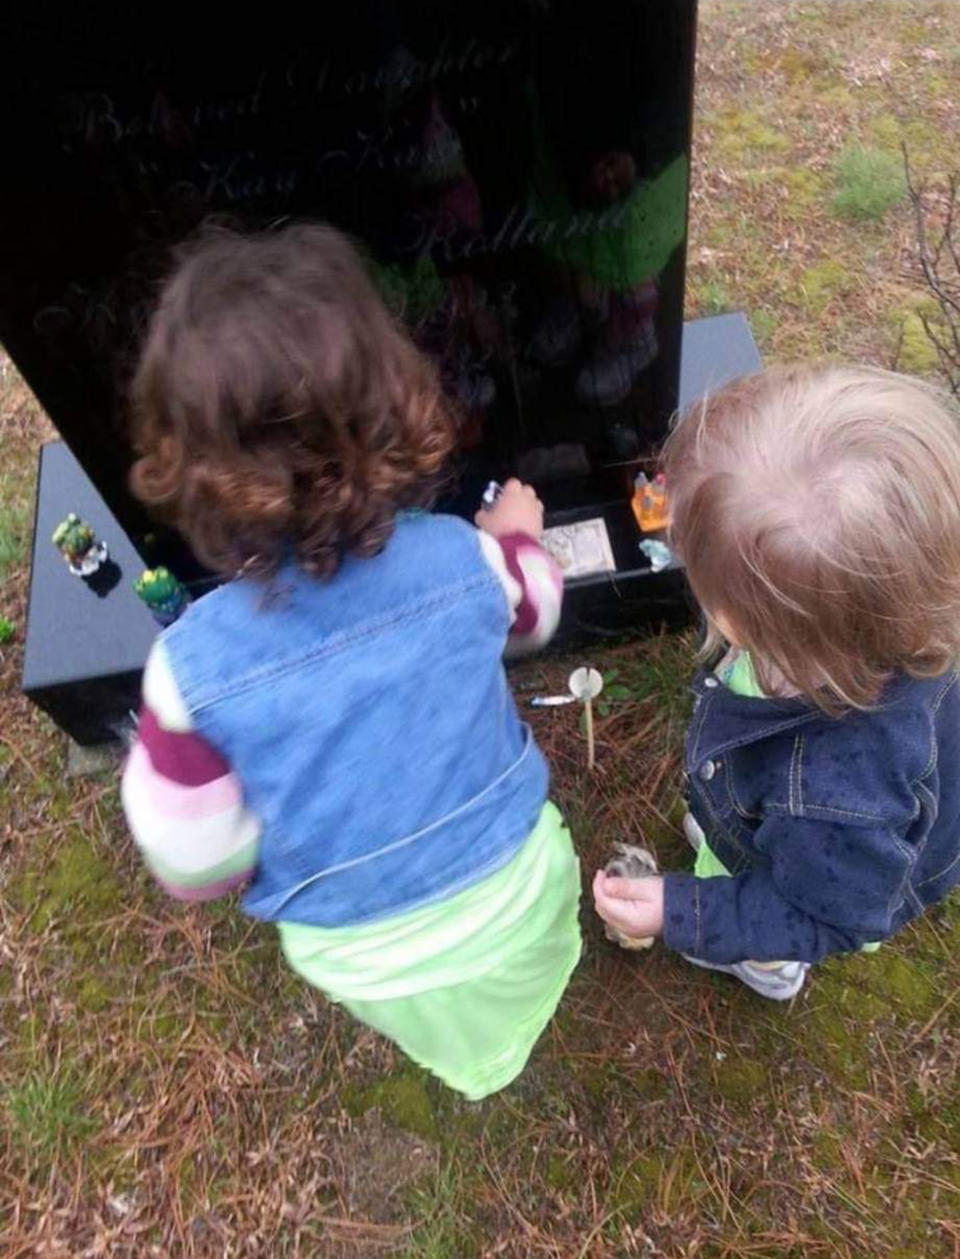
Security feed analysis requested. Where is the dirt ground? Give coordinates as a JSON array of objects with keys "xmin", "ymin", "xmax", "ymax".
[{"xmin": 1, "ymin": 3, "xmax": 958, "ymax": 1255}]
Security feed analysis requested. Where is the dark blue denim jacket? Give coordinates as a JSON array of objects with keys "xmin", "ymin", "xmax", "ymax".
[{"xmin": 663, "ymin": 667, "xmax": 960, "ymax": 964}]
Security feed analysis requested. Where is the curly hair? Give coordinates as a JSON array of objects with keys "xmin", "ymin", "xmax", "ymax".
[
  {"xmin": 130, "ymin": 223, "xmax": 458, "ymax": 579},
  {"xmin": 663, "ymin": 365, "xmax": 960, "ymax": 714}
]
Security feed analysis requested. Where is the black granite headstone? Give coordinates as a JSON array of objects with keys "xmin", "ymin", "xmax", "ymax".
[
  {"xmin": 0, "ymin": 4, "xmax": 774, "ymax": 746},
  {"xmin": 0, "ymin": 2, "xmax": 697, "ymax": 563}
]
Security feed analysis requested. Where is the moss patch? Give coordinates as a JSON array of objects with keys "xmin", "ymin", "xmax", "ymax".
[
  {"xmin": 10, "ymin": 830, "xmax": 122, "ymax": 935},
  {"xmin": 76, "ymin": 975, "xmax": 115, "ymax": 1014},
  {"xmin": 869, "ymin": 116, "xmax": 947, "ymax": 172},
  {"xmin": 800, "ymin": 259, "xmax": 855, "ymax": 314},
  {"xmin": 784, "ymin": 165, "xmax": 826, "ymax": 210},
  {"xmin": 612, "ymin": 1148, "xmax": 704, "ymax": 1217},
  {"xmin": 343, "ymin": 1072, "xmax": 440, "ymax": 1142},
  {"xmin": 711, "ymin": 107, "xmax": 792, "ymax": 161},
  {"xmin": 710, "ymin": 1055, "xmax": 768, "ymax": 1104},
  {"xmin": 545, "ymin": 1151, "xmax": 578, "ymax": 1192},
  {"xmin": 897, "ymin": 311, "xmax": 939, "ymax": 373},
  {"xmin": 852, "ymin": 950, "xmax": 941, "ymax": 1021}
]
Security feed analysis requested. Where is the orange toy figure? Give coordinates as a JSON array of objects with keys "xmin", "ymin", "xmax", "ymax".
[{"xmin": 632, "ymin": 472, "xmax": 670, "ymax": 533}]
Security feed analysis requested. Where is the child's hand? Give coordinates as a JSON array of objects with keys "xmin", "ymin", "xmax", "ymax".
[
  {"xmin": 475, "ymin": 479, "xmax": 545, "ymax": 542},
  {"xmin": 592, "ymin": 870, "xmax": 665, "ymax": 940}
]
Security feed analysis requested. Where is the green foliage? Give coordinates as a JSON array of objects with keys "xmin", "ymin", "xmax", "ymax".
[
  {"xmin": 4, "ymin": 1065, "xmax": 94, "ymax": 1161},
  {"xmin": 784, "ymin": 165, "xmax": 825, "ymax": 209},
  {"xmin": 402, "ymin": 1162, "xmax": 480, "ymax": 1259},
  {"xmin": 697, "ymin": 279, "xmax": 734, "ymax": 315},
  {"xmin": 0, "ymin": 616, "xmax": 15, "ymax": 645},
  {"xmin": 594, "ymin": 667, "xmax": 633, "ymax": 717},
  {"xmin": 831, "ymin": 145, "xmax": 906, "ymax": 220},
  {"xmin": 0, "ymin": 501, "xmax": 28, "ymax": 576}
]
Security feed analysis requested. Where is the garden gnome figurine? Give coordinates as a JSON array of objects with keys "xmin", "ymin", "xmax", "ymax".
[
  {"xmin": 134, "ymin": 567, "xmax": 190, "ymax": 627},
  {"xmin": 603, "ymin": 842, "xmax": 659, "ymax": 950},
  {"xmin": 51, "ymin": 513, "xmax": 108, "ymax": 577}
]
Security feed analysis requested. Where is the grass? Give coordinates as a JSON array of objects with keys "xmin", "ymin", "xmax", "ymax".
[
  {"xmin": 0, "ymin": 459, "xmax": 30, "ymax": 581},
  {"xmin": 0, "ymin": 502, "xmax": 29, "ymax": 577},
  {"xmin": 686, "ymin": 0, "xmax": 960, "ymax": 371},
  {"xmin": 4, "ymin": 1065, "xmax": 96, "ymax": 1165},
  {"xmin": 831, "ymin": 145, "xmax": 908, "ymax": 220},
  {"xmin": 1, "ymin": 3, "xmax": 959, "ymax": 1256}
]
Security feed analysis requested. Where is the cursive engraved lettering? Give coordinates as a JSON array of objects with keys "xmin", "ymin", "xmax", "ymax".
[{"xmin": 405, "ymin": 198, "xmax": 634, "ymax": 265}]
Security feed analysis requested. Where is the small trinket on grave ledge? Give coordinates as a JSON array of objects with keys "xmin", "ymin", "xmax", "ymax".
[
  {"xmin": 51, "ymin": 513, "xmax": 108, "ymax": 577},
  {"xmin": 134, "ymin": 567, "xmax": 190, "ymax": 627},
  {"xmin": 631, "ymin": 472, "xmax": 670, "ymax": 533},
  {"xmin": 639, "ymin": 538, "xmax": 673, "ymax": 572}
]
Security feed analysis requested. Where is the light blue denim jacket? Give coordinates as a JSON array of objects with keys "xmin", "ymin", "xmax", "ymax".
[{"xmin": 161, "ymin": 513, "xmax": 549, "ymax": 927}]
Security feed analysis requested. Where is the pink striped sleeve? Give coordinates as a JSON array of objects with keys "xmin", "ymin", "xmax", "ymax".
[
  {"xmin": 481, "ymin": 531, "xmax": 564, "ymax": 654},
  {"xmin": 121, "ymin": 645, "xmax": 260, "ymax": 902},
  {"xmin": 496, "ymin": 533, "xmax": 563, "ymax": 639},
  {"xmin": 136, "ymin": 705, "xmax": 231, "ymax": 785}
]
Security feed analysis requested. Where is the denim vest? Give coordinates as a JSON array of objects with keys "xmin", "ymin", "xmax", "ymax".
[{"xmin": 161, "ymin": 514, "xmax": 549, "ymax": 927}]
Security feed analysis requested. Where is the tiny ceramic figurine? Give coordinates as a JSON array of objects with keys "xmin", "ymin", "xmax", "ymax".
[
  {"xmin": 631, "ymin": 472, "xmax": 670, "ymax": 533},
  {"xmin": 51, "ymin": 513, "xmax": 108, "ymax": 576},
  {"xmin": 639, "ymin": 538, "xmax": 673, "ymax": 572},
  {"xmin": 603, "ymin": 842, "xmax": 659, "ymax": 950},
  {"xmin": 134, "ymin": 567, "xmax": 190, "ymax": 627}
]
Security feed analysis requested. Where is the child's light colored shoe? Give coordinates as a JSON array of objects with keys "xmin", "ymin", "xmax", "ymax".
[
  {"xmin": 682, "ymin": 812, "xmax": 705, "ymax": 853},
  {"xmin": 683, "ymin": 955, "xmax": 809, "ymax": 1001},
  {"xmin": 603, "ymin": 843, "xmax": 658, "ymax": 951}
]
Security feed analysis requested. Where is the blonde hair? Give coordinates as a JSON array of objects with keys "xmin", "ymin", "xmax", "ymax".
[{"xmin": 662, "ymin": 365, "xmax": 960, "ymax": 714}]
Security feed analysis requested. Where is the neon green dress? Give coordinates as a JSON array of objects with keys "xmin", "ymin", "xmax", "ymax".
[{"xmin": 278, "ymin": 802, "xmax": 581, "ymax": 1100}]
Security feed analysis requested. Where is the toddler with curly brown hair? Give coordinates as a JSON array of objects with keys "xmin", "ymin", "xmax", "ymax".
[{"xmin": 122, "ymin": 224, "xmax": 580, "ymax": 1098}]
